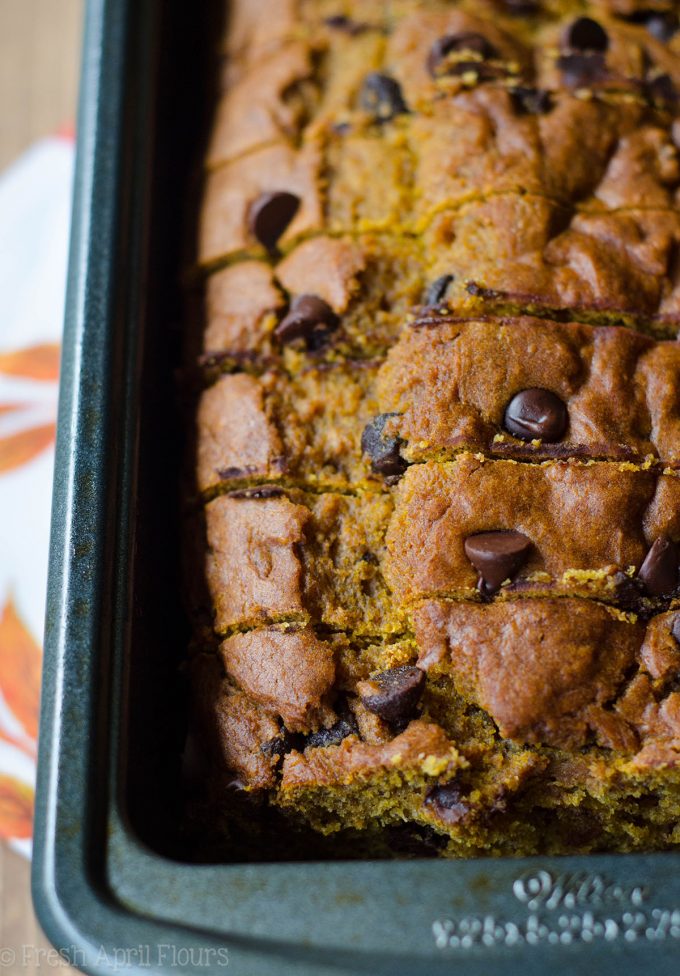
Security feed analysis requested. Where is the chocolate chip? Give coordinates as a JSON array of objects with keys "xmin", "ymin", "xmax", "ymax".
[
  {"xmin": 360, "ymin": 665, "xmax": 425, "ymax": 727},
  {"xmin": 504, "ymin": 388, "xmax": 568, "ymax": 442},
  {"xmin": 638, "ymin": 536, "xmax": 679, "ymax": 596},
  {"xmin": 325, "ymin": 13, "xmax": 351, "ymax": 28},
  {"xmin": 647, "ymin": 73, "xmax": 677, "ymax": 105},
  {"xmin": 501, "ymin": 0, "xmax": 539, "ymax": 13},
  {"xmin": 324, "ymin": 14, "xmax": 367, "ymax": 35},
  {"xmin": 361, "ymin": 551, "xmax": 379, "ymax": 565},
  {"xmin": 565, "ymin": 17, "xmax": 609, "ymax": 52},
  {"xmin": 275, "ymin": 294, "xmax": 340, "ymax": 349},
  {"xmin": 424, "ymin": 274, "xmax": 454, "ymax": 305},
  {"xmin": 261, "ymin": 729, "xmax": 305, "ymax": 758},
  {"xmin": 464, "ymin": 530, "xmax": 533, "ymax": 594},
  {"xmin": 427, "ymin": 33, "xmax": 498, "ymax": 77},
  {"xmin": 249, "ymin": 191, "xmax": 300, "ymax": 252},
  {"xmin": 425, "ymin": 784, "xmax": 470, "ymax": 825},
  {"xmin": 612, "ymin": 571, "xmax": 645, "ymax": 613},
  {"xmin": 509, "ymin": 86, "xmax": 553, "ymax": 115},
  {"xmin": 359, "ymin": 72, "xmax": 409, "ymax": 121},
  {"xmin": 671, "ymin": 616, "xmax": 680, "ymax": 646},
  {"xmin": 307, "ymin": 714, "xmax": 358, "ymax": 748},
  {"xmin": 217, "ymin": 464, "xmax": 259, "ymax": 480},
  {"xmin": 361, "ymin": 413, "xmax": 407, "ymax": 477},
  {"xmin": 557, "ymin": 51, "xmax": 607, "ymax": 87}
]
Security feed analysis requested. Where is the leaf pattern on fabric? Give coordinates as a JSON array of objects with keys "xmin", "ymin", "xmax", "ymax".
[
  {"xmin": 0, "ymin": 424, "xmax": 55, "ymax": 475},
  {"xmin": 0, "ymin": 137, "xmax": 73, "ymax": 853},
  {"xmin": 0, "ymin": 343, "xmax": 60, "ymax": 382},
  {"xmin": 0, "ymin": 774, "xmax": 33, "ymax": 840},
  {"xmin": 0, "ymin": 727, "xmax": 36, "ymax": 758},
  {"xmin": 0, "ymin": 598, "xmax": 42, "ymax": 741}
]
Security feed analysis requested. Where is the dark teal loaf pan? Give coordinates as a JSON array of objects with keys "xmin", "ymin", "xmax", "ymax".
[{"xmin": 32, "ymin": 0, "xmax": 680, "ymax": 973}]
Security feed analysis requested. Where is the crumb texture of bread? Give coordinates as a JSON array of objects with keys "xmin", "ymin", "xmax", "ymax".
[{"xmin": 185, "ymin": 0, "xmax": 680, "ymax": 858}]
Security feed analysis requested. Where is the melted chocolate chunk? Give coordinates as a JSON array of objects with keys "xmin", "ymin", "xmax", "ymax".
[
  {"xmin": 638, "ymin": 536, "xmax": 679, "ymax": 597},
  {"xmin": 557, "ymin": 51, "xmax": 607, "ymax": 87},
  {"xmin": 227, "ymin": 486, "xmax": 286, "ymax": 500},
  {"xmin": 361, "ymin": 413, "xmax": 407, "ymax": 477},
  {"xmin": 216, "ymin": 464, "xmax": 259, "ymax": 480},
  {"xmin": 423, "ymin": 274, "xmax": 454, "ymax": 305},
  {"xmin": 275, "ymin": 294, "xmax": 340, "ymax": 349},
  {"xmin": 359, "ymin": 72, "xmax": 409, "ymax": 121},
  {"xmin": 464, "ymin": 530, "xmax": 533, "ymax": 595},
  {"xmin": 425, "ymin": 784, "xmax": 470, "ymax": 825},
  {"xmin": 509, "ymin": 86, "xmax": 553, "ymax": 115},
  {"xmin": 306, "ymin": 714, "xmax": 359, "ymax": 748},
  {"xmin": 612, "ymin": 571, "xmax": 646, "ymax": 614},
  {"xmin": 324, "ymin": 14, "xmax": 367, "ymax": 35},
  {"xmin": 503, "ymin": 388, "xmax": 568, "ymax": 442},
  {"xmin": 565, "ymin": 17, "xmax": 609, "ymax": 53},
  {"xmin": 360, "ymin": 665, "xmax": 425, "ymax": 727},
  {"xmin": 261, "ymin": 729, "xmax": 305, "ymax": 758},
  {"xmin": 360, "ymin": 551, "xmax": 379, "ymax": 565},
  {"xmin": 671, "ymin": 615, "xmax": 680, "ymax": 646},
  {"xmin": 427, "ymin": 32, "xmax": 498, "ymax": 77},
  {"xmin": 249, "ymin": 191, "xmax": 300, "ymax": 252}
]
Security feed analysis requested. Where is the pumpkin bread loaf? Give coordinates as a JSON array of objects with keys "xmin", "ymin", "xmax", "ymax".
[{"xmin": 187, "ymin": 0, "xmax": 680, "ymax": 856}]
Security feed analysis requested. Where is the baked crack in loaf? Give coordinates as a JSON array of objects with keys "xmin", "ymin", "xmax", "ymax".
[{"xmin": 186, "ymin": 0, "xmax": 680, "ymax": 857}]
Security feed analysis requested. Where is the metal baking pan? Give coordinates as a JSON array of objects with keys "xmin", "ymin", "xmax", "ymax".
[{"xmin": 32, "ymin": 0, "xmax": 680, "ymax": 973}]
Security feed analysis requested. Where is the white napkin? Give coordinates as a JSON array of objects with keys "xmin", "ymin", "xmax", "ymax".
[{"xmin": 0, "ymin": 136, "xmax": 74, "ymax": 857}]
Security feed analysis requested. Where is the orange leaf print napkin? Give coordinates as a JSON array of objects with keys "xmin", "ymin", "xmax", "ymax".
[{"xmin": 0, "ymin": 136, "xmax": 74, "ymax": 857}]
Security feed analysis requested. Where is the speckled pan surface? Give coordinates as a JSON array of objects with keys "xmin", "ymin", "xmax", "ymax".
[{"xmin": 31, "ymin": 0, "xmax": 680, "ymax": 973}]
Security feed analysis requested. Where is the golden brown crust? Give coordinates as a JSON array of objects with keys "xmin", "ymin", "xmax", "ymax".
[
  {"xmin": 198, "ymin": 141, "xmax": 323, "ymax": 267},
  {"xmin": 410, "ymin": 90, "xmax": 679, "ymax": 213},
  {"xmin": 428, "ymin": 200, "xmax": 680, "ymax": 329},
  {"xmin": 198, "ymin": 235, "xmax": 422, "ymax": 365},
  {"xmin": 196, "ymin": 364, "xmax": 380, "ymax": 494},
  {"xmin": 220, "ymin": 628, "xmax": 336, "ymax": 732},
  {"xmin": 275, "ymin": 237, "xmax": 367, "ymax": 314},
  {"xmin": 202, "ymin": 261, "xmax": 285, "ymax": 358},
  {"xmin": 413, "ymin": 598, "xmax": 641, "ymax": 749},
  {"xmin": 386, "ymin": 454, "xmax": 680, "ymax": 605},
  {"xmin": 189, "ymin": 655, "xmax": 281, "ymax": 789},
  {"xmin": 197, "ymin": 317, "xmax": 680, "ymax": 498},
  {"xmin": 207, "ymin": 42, "xmax": 316, "ymax": 168},
  {"xmin": 379, "ymin": 317, "xmax": 661, "ymax": 463},
  {"xmin": 205, "ymin": 494, "xmax": 308, "ymax": 632},
  {"xmin": 205, "ymin": 490, "xmax": 401, "ymax": 635},
  {"xmin": 197, "ymin": 373, "xmax": 285, "ymax": 493},
  {"xmin": 280, "ymin": 719, "xmax": 461, "ymax": 788}
]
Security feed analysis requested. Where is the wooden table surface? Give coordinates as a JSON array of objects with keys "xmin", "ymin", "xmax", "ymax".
[
  {"xmin": 0, "ymin": 0, "xmax": 83, "ymax": 169},
  {"xmin": 0, "ymin": 2, "xmax": 83, "ymax": 972}
]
